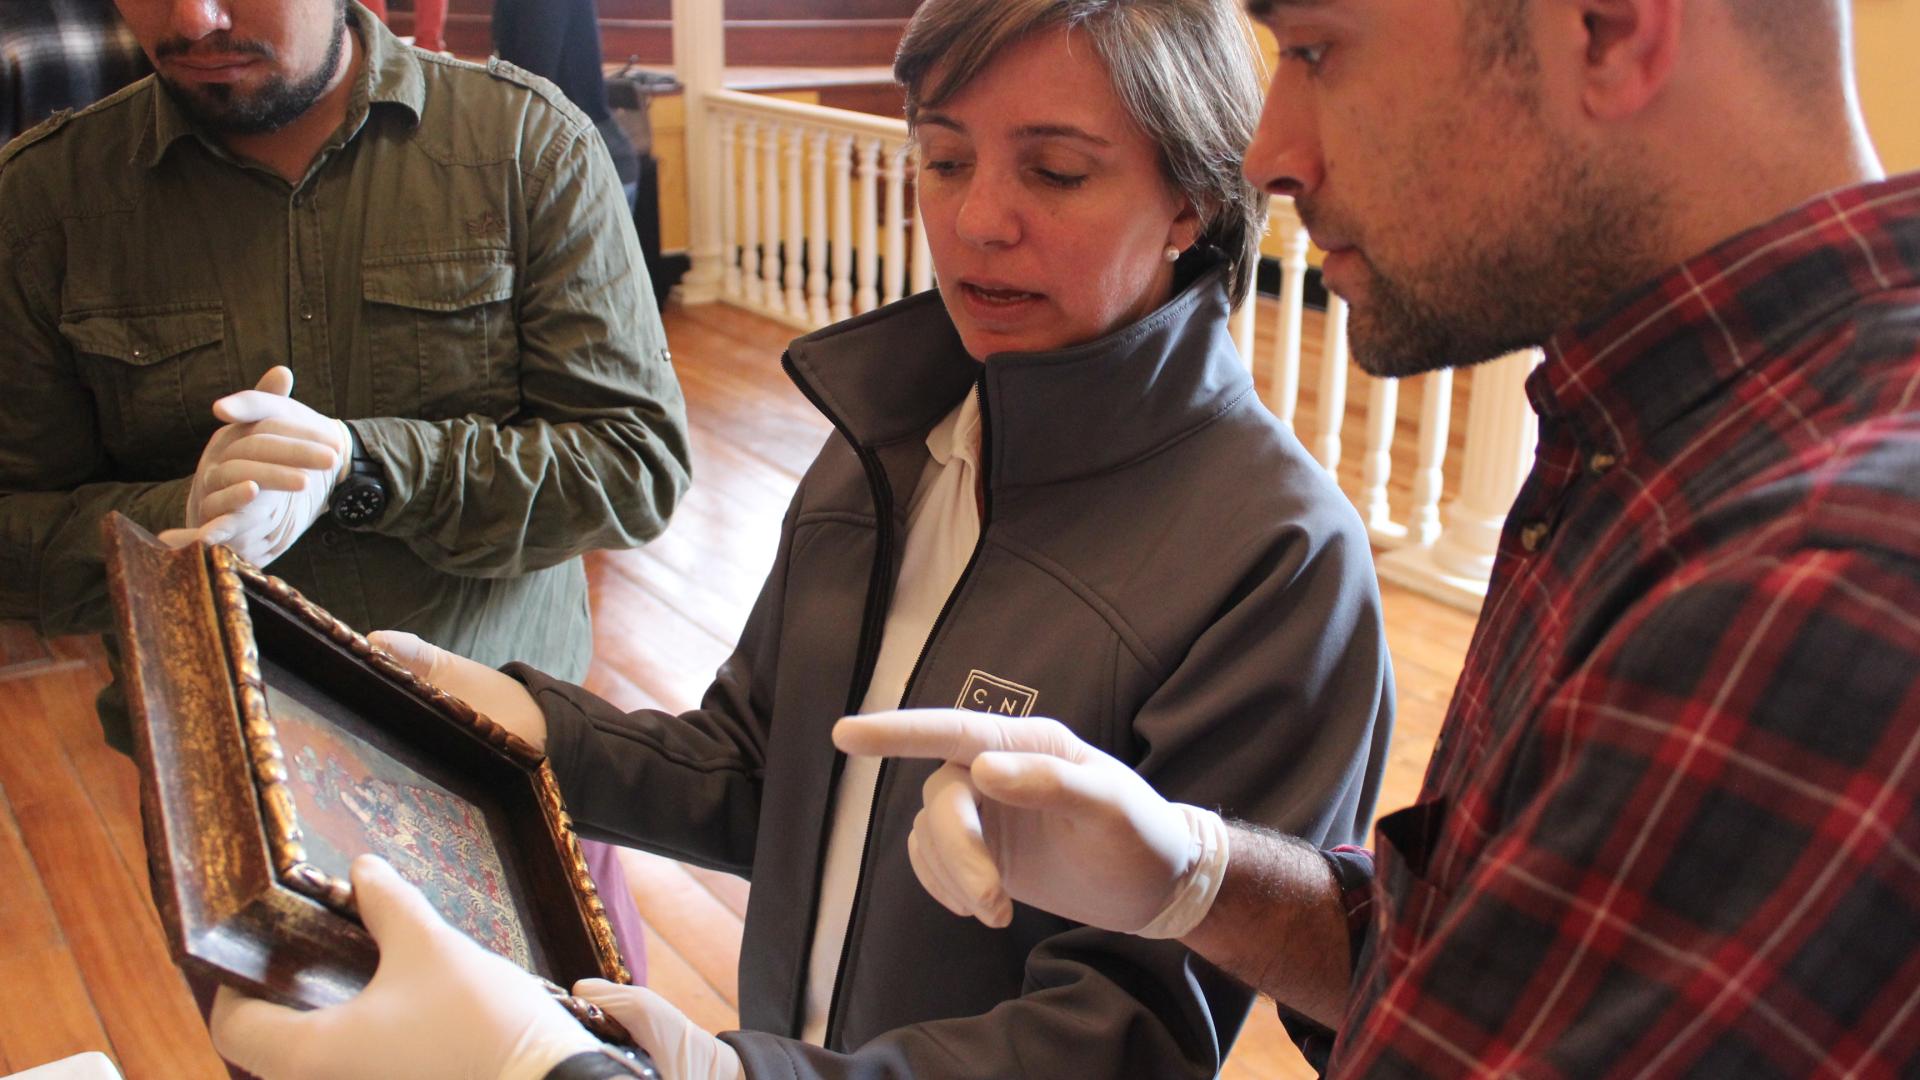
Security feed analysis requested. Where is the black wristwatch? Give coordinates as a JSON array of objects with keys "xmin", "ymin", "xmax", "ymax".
[
  {"xmin": 328, "ymin": 425, "xmax": 388, "ymax": 527},
  {"xmin": 546, "ymin": 1046, "xmax": 662, "ymax": 1079}
]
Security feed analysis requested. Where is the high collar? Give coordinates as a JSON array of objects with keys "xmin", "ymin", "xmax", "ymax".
[
  {"xmin": 1531, "ymin": 172, "xmax": 1920, "ymax": 456},
  {"xmin": 782, "ymin": 259, "xmax": 1254, "ymax": 490},
  {"xmin": 133, "ymin": 2, "xmax": 424, "ymax": 171}
]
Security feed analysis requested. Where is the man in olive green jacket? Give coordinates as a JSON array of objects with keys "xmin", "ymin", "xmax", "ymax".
[{"xmin": 0, "ymin": 0, "xmax": 691, "ymax": 750}]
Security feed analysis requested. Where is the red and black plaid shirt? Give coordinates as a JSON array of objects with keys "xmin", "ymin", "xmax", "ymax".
[{"xmin": 1329, "ymin": 173, "xmax": 1920, "ymax": 1077}]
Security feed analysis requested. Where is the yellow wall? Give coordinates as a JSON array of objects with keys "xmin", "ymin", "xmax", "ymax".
[
  {"xmin": 1857, "ymin": 0, "xmax": 1920, "ymax": 174},
  {"xmin": 1251, "ymin": 7, "xmax": 1920, "ymax": 262}
]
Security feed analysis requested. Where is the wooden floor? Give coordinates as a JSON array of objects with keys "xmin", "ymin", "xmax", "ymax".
[{"xmin": 0, "ymin": 297, "xmax": 1474, "ymax": 1078}]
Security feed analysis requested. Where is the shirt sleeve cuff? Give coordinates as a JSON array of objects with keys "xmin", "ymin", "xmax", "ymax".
[{"xmin": 1320, "ymin": 844, "xmax": 1376, "ymax": 974}]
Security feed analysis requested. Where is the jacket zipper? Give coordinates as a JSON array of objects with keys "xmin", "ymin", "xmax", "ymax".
[
  {"xmin": 823, "ymin": 377, "xmax": 993, "ymax": 1049},
  {"xmin": 778, "ymin": 350, "xmax": 906, "ymax": 1038}
]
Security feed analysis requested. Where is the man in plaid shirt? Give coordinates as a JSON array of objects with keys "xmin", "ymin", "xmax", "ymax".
[
  {"xmin": 836, "ymin": 0, "xmax": 1920, "ymax": 1075},
  {"xmin": 1, "ymin": 0, "xmax": 148, "ymax": 143}
]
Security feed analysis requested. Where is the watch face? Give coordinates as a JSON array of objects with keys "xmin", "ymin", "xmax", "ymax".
[{"xmin": 332, "ymin": 476, "xmax": 387, "ymax": 526}]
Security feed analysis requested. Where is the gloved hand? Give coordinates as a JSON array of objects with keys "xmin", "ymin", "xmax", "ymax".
[
  {"xmin": 209, "ymin": 854, "xmax": 601, "ymax": 1080},
  {"xmin": 370, "ymin": 630, "xmax": 549, "ymax": 751},
  {"xmin": 572, "ymin": 980, "xmax": 743, "ymax": 1080},
  {"xmin": 160, "ymin": 366, "xmax": 350, "ymax": 567},
  {"xmin": 832, "ymin": 709, "xmax": 1230, "ymax": 938}
]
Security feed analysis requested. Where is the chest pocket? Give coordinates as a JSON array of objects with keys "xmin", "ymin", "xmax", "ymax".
[
  {"xmin": 362, "ymin": 249, "xmax": 519, "ymax": 422},
  {"xmin": 59, "ymin": 304, "xmax": 232, "ymax": 473}
]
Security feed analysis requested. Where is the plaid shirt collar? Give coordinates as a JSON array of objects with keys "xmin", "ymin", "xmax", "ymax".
[{"xmin": 1529, "ymin": 171, "xmax": 1920, "ymax": 457}]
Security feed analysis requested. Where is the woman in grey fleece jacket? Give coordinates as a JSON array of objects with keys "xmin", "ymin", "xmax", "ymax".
[{"xmin": 207, "ymin": 2, "xmax": 1395, "ymax": 1079}]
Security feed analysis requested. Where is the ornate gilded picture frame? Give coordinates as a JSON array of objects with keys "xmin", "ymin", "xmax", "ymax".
[{"xmin": 102, "ymin": 513, "xmax": 634, "ymax": 1043}]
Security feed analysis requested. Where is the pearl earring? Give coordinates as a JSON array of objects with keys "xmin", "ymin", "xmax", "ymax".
[{"xmin": 1163, "ymin": 245, "xmax": 1181, "ymax": 263}]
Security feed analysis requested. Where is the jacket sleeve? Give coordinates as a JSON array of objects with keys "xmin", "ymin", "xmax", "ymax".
[
  {"xmin": 349, "ymin": 113, "xmax": 691, "ymax": 579},
  {"xmin": 514, "ymin": 494, "xmax": 805, "ymax": 875},
  {"xmin": 0, "ymin": 209, "xmax": 192, "ymax": 636},
  {"xmin": 723, "ymin": 487, "xmax": 1397, "ymax": 1079}
]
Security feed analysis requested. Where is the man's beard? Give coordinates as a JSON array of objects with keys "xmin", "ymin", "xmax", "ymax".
[
  {"xmin": 1322, "ymin": 137, "xmax": 1671, "ymax": 380},
  {"xmin": 158, "ymin": 4, "xmax": 348, "ymax": 136}
]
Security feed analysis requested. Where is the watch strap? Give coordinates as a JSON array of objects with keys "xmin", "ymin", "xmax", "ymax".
[{"xmin": 544, "ymin": 1047, "xmax": 661, "ymax": 1079}]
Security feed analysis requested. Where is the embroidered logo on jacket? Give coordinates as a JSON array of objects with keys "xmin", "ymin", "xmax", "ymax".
[{"xmin": 956, "ymin": 670, "xmax": 1038, "ymax": 717}]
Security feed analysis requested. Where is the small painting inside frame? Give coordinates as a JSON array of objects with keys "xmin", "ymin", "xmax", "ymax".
[{"xmin": 102, "ymin": 513, "xmax": 639, "ymax": 1048}]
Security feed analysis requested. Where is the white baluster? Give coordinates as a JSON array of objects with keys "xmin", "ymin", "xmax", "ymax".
[
  {"xmin": 910, "ymin": 189, "xmax": 934, "ymax": 297},
  {"xmin": 718, "ymin": 114, "xmax": 740, "ymax": 301},
  {"xmin": 1267, "ymin": 204, "xmax": 1309, "ymax": 426},
  {"xmin": 856, "ymin": 138, "xmax": 880, "ymax": 314},
  {"xmin": 1377, "ymin": 349, "xmax": 1541, "ymax": 610},
  {"xmin": 830, "ymin": 135, "xmax": 854, "ymax": 323},
  {"xmin": 784, "ymin": 123, "xmax": 806, "ymax": 318},
  {"xmin": 672, "ymin": 0, "xmax": 726, "ymax": 302},
  {"xmin": 1407, "ymin": 369, "xmax": 1454, "ymax": 547},
  {"xmin": 882, "ymin": 142, "xmax": 907, "ymax": 307},
  {"xmin": 807, "ymin": 130, "xmax": 831, "ymax": 326},
  {"xmin": 1312, "ymin": 297, "xmax": 1350, "ymax": 469},
  {"xmin": 741, "ymin": 122, "xmax": 762, "ymax": 307},
  {"xmin": 761, "ymin": 121, "xmax": 783, "ymax": 315},
  {"xmin": 1361, "ymin": 377, "xmax": 1404, "ymax": 544},
  {"xmin": 1230, "ymin": 287, "xmax": 1258, "ymax": 369},
  {"xmin": 1429, "ymin": 351, "xmax": 1538, "ymax": 578}
]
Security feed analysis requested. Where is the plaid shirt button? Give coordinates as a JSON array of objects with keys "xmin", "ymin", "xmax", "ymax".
[
  {"xmin": 1588, "ymin": 450, "xmax": 1618, "ymax": 474},
  {"xmin": 1519, "ymin": 522, "xmax": 1550, "ymax": 552}
]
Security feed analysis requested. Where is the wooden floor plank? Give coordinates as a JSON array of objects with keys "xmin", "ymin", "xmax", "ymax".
[
  {"xmin": 618, "ymin": 849, "xmax": 744, "ymax": 1007},
  {"xmin": 0, "ymin": 785, "xmax": 116, "ymax": 1075},
  {"xmin": 637, "ymin": 923, "xmax": 741, "ymax": 1035},
  {"xmin": 1, "ymin": 673, "xmax": 226, "ymax": 1079},
  {"xmin": 682, "ymin": 866, "xmax": 752, "ymax": 923},
  {"xmin": 585, "ymin": 556, "xmax": 737, "ymax": 712}
]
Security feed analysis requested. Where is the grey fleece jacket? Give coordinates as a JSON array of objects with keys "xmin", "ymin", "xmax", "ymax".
[{"xmin": 519, "ymin": 263, "xmax": 1394, "ymax": 1079}]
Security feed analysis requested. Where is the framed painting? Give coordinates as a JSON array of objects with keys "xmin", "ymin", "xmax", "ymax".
[{"xmin": 102, "ymin": 512, "xmax": 640, "ymax": 1051}]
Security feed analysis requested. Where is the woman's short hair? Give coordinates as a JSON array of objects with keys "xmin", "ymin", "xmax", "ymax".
[{"xmin": 895, "ymin": 0, "xmax": 1270, "ymax": 306}]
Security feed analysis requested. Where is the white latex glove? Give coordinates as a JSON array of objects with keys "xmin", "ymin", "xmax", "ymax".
[
  {"xmin": 160, "ymin": 366, "xmax": 350, "ymax": 567},
  {"xmin": 209, "ymin": 854, "xmax": 600, "ymax": 1080},
  {"xmin": 370, "ymin": 630, "xmax": 549, "ymax": 751},
  {"xmin": 572, "ymin": 980, "xmax": 742, "ymax": 1080},
  {"xmin": 832, "ymin": 709, "xmax": 1230, "ymax": 938}
]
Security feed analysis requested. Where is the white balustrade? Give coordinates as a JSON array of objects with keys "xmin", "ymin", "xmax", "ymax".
[
  {"xmin": 829, "ymin": 135, "xmax": 854, "ymax": 323},
  {"xmin": 1378, "ymin": 350, "xmax": 1540, "ymax": 608},
  {"xmin": 759, "ymin": 122, "xmax": 783, "ymax": 316},
  {"xmin": 703, "ymin": 91, "xmax": 916, "ymax": 330},
  {"xmin": 910, "ymin": 201, "xmax": 934, "ymax": 297},
  {"xmin": 1360, "ymin": 378, "xmax": 1404, "ymax": 544},
  {"xmin": 807, "ymin": 132, "xmax": 831, "ymax": 326},
  {"xmin": 882, "ymin": 150, "xmax": 907, "ymax": 307},
  {"xmin": 857, "ymin": 137, "xmax": 880, "ymax": 315},
  {"xmin": 1266, "ymin": 204, "xmax": 1310, "ymax": 426},
  {"xmin": 1312, "ymin": 298, "xmax": 1350, "ymax": 469},
  {"xmin": 1230, "ymin": 286, "xmax": 1258, "ymax": 369},
  {"xmin": 740, "ymin": 122, "xmax": 761, "ymax": 307},
  {"xmin": 718, "ymin": 117, "xmax": 740, "ymax": 299},
  {"xmin": 1407, "ymin": 370, "xmax": 1454, "ymax": 548},
  {"xmin": 783, "ymin": 129, "xmax": 806, "ymax": 317},
  {"xmin": 693, "ymin": 99, "xmax": 1542, "ymax": 609}
]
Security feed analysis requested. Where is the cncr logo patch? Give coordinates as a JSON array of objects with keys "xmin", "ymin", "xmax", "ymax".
[{"xmin": 955, "ymin": 670, "xmax": 1038, "ymax": 717}]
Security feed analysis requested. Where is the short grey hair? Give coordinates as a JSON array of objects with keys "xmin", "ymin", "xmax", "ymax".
[{"xmin": 895, "ymin": 0, "xmax": 1270, "ymax": 306}]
